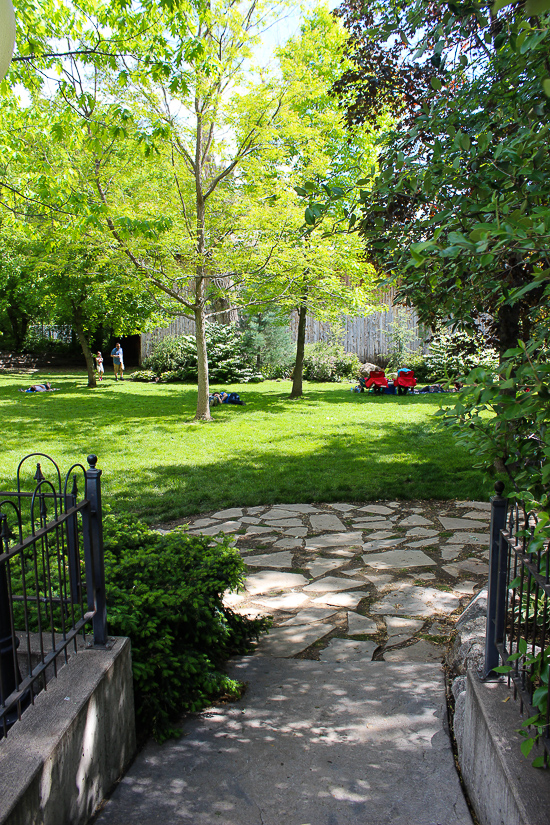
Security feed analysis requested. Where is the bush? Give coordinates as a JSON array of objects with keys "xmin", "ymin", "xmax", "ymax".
[
  {"xmin": 425, "ymin": 327, "xmax": 499, "ymax": 381},
  {"xmin": 130, "ymin": 370, "xmax": 157, "ymax": 382},
  {"xmin": 385, "ymin": 351, "xmax": 430, "ymax": 382},
  {"xmin": 239, "ymin": 312, "xmax": 295, "ymax": 378},
  {"xmin": 22, "ymin": 328, "xmax": 74, "ymax": 356},
  {"xmin": 103, "ymin": 515, "xmax": 270, "ymax": 742},
  {"xmin": 144, "ymin": 324, "xmax": 264, "ymax": 383},
  {"xmin": 302, "ymin": 342, "xmax": 361, "ymax": 382}
]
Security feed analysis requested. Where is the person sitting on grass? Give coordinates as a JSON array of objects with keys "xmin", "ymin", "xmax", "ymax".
[{"xmin": 20, "ymin": 382, "xmax": 59, "ymax": 393}]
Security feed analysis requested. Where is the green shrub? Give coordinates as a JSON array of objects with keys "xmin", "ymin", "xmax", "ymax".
[
  {"xmin": 129, "ymin": 370, "xmax": 157, "ymax": 382},
  {"xmin": 144, "ymin": 325, "xmax": 263, "ymax": 383},
  {"xmin": 425, "ymin": 327, "xmax": 499, "ymax": 381},
  {"xmin": 386, "ymin": 351, "xmax": 430, "ymax": 382},
  {"xmin": 103, "ymin": 515, "xmax": 270, "ymax": 742},
  {"xmin": 239, "ymin": 312, "xmax": 295, "ymax": 377},
  {"xmin": 302, "ymin": 342, "xmax": 361, "ymax": 382}
]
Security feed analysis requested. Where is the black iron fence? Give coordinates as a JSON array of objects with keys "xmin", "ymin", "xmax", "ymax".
[
  {"xmin": 484, "ymin": 481, "xmax": 550, "ymax": 766},
  {"xmin": 0, "ymin": 453, "xmax": 107, "ymax": 737}
]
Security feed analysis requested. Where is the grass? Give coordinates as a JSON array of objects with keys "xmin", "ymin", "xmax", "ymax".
[{"xmin": 0, "ymin": 370, "xmax": 492, "ymax": 523}]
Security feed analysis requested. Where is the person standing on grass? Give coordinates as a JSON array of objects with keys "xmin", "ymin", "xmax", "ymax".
[
  {"xmin": 110, "ymin": 342, "xmax": 124, "ymax": 381},
  {"xmin": 95, "ymin": 351, "xmax": 104, "ymax": 382}
]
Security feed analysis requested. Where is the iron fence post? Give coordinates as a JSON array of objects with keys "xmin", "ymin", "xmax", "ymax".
[
  {"xmin": 0, "ymin": 514, "xmax": 23, "ymax": 734},
  {"xmin": 84, "ymin": 455, "xmax": 107, "ymax": 647},
  {"xmin": 64, "ymin": 475, "xmax": 80, "ymax": 604},
  {"xmin": 483, "ymin": 481, "xmax": 509, "ymax": 678}
]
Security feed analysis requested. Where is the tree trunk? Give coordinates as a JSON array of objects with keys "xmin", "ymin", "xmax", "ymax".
[
  {"xmin": 290, "ymin": 303, "xmax": 308, "ymax": 398},
  {"xmin": 6, "ymin": 306, "xmax": 29, "ymax": 351},
  {"xmin": 194, "ymin": 294, "xmax": 212, "ymax": 420},
  {"xmin": 73, "ymin": 310, "xmax": 97, "ymax": 388},
  {"xmin": 497, "ymin": 302, "xmax": 521, "ymax": 361}
]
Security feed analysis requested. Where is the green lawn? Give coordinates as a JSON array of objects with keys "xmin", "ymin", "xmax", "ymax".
[{"xmin": 0, "ymin": 370, "xmax": 491, "ymax": 522}]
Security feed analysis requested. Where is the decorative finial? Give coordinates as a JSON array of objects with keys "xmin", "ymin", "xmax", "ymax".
[
  {"xmin": 87, "ymin": 455, "xmax": 98, "ymax": 468},
  {"xmin": 494, "ymin": 481, "xmax": 505, "ymax": 497}
]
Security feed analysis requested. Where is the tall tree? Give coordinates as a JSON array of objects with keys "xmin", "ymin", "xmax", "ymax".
[
  {"xmin": 90, "ymin": 0, "xmax": 288, "ymax": 419},
  {"xmin": 236, "ymin": 4, "xmax": 383, "ymax": 396},
  {"xmin": 334, "ymin": 0, "xmax": 550, "ymax": 357}
]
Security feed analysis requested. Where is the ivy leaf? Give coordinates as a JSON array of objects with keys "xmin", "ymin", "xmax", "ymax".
[{"xmin": 525, "ymin": 0, "xmax": 550, "ymax": 14}]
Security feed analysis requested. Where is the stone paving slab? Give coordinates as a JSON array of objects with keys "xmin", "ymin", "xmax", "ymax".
[
  {"xmin": 253, "ymin": 593, "xmax": 309, "ymax": 610},
  {"xmin": 358, "ymin": 504, "xmax": 395, "ymax": 515},
  {"xmin": 319, "ymin": 638, "xmax": 378, "ymax": 662},
  {"xmin": 262, "ymin": 518, "xmax": 303, "ymax": 528},
  {"xmin": 347, "ymin": 612, "xmax": 378, "ymax": 635},
  {"xmin": 95, "ymin": 658, "xmax": 473, "ymax": 825},
  {"xmin": 309, "ymin": 514, "xmax": 346, "ymax": 532},
  {"xmin": 362, "ymin": 538, "xmax": 406, "ymax": 551},
  {"xmin": 303, "ymin": 575, "xmax": 366, "ymax": 593},
  {"xmin": 439, "ymin": 517, "xmax": 490, "ymax": 530},
  {"xmin": 244, "ymin": 551, "xmax": 294, "ymax": 568},
  {"xmin": 385, "ymin": 616, "xmax": 424, "ymax": 637},
  {"xmin": 384, "ymin": 640, "xmax": 443, "ymax": 663},
  {"xmin": 371, "ymin": 584, "xmax": 462, "ymax": 617},
  {"xmin": 305, "ymin": 532, "xmax": 363, "ymax": 550},
  {"xmin": 312, "ymin": 591, "xmax": 367, "ymax": 609},
  {"xmin": 280, "ymin": 608, "xmax": 338, "ymax": 626},
  {"xmin": 212, "ymin": 508, "xmax": 244, "ymax": 519},
  {"xmin": 262, "ymin": 508, "xmax": 303, "ymax": 520},
  {"xmin": 362, "ymin": 549, "xmax": 436, "ymax": 569},
  {"xmin": 255, "ymin": 623, "xmax": 335, "ymax": 657},
  {"xmin": 305, "ymin": 558, "xmax": 345, "ymax": 578},
  {"xmin": 243, "ymin": 525, "xmax": 277, "ymax": 535},
  {"xmin": 399, "ymin": 515, "xmax": 434, "ymax": 527},
  {"xmin": 245, "ymin": 571, "xmax": 309, "ymax": 595}
]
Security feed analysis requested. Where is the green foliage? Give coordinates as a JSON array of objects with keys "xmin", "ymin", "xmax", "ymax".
[
  {"xmin": 21, "ymin": 327, "xmax": 74, "ymax": 356},
  {"xmin": 494, "ymin": 639, "xmax": 550, "ymax": 768},
  {"xmin": 129, "ymin": 369, "xmax": 157, "ymax": 382},
  {"xmin": 386, "ymin": 351, "xmax": 430, "ymax": 382},
  {"xmin": 302, "ymin": 342, "xmax": 361, "ymax": 382},
  {"xmin": 238, "ymin": 312, "xmax": 295, "ymax": 378},
  {"xmin": 438, "ymin": 336, "xmax": 550, "ymax": 512},
  {"xmin": 383, "ymin": 308, "xmax": 419, "ymax": 365},
  {"xmin": 381, "ymin": 307, "xmax": 430, "ymax": 379},
  {"xmin": 143, "ymin": 325, "xmax": 264, "ymax": 384},
  {"xmin": 425, "ymin": 328, "xmax": 499, "ymax": 382},
  {"xmin": 103, "ymin": 515, "xmax": 270, "ymax": 741}
]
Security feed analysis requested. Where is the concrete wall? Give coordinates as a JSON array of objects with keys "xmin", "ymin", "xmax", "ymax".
[
  {"xmin": 0, "ymin": 637, "xmax": 136, "ymax": 825},
  {"xmin": 460, "ymin": 670, "xmax": 550, "ymax": 825}
]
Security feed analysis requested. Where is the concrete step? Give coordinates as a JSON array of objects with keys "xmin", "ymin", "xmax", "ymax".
[{"xmin": 95, "ymin": 656, "xmax": 472, "ymax": 825}]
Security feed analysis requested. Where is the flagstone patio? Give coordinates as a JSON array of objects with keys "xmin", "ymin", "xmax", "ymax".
[{"xmin": 165, "ymin": 498, "xmax": 491, "ymax": 664}]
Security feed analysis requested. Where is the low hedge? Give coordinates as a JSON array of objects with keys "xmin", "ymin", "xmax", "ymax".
[{"xmin": 103, "ymin": 515, "xmax": 269, "ymax": 741}]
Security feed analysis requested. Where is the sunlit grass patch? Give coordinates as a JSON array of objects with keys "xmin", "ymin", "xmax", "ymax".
[{"xmin": 0, "ymin": 371, "xmax": 491, "ymax": 521}]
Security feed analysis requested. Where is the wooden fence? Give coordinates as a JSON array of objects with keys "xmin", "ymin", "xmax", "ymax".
[{"xmin": 139, "ymin": 292, "xmax": 424, "ymax": 364}]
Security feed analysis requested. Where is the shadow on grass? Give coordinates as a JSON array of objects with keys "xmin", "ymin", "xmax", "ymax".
[
  {"xmin": 1, "ymin": 373, "xmax": 485, "ymax": 521},
  {"xmin": 109, "ymin": 419, "xmax": 492, "ymax": 523}
]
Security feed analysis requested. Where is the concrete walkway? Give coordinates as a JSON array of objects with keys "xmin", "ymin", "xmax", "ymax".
[{"xmin": 96, "ymin": 499, "xmax": 488, "ymax": 825}]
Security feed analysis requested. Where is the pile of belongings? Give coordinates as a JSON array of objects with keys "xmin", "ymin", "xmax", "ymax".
[{"xmin": 208, "ymin": 391, "xmax": 245, "ymax": 406}]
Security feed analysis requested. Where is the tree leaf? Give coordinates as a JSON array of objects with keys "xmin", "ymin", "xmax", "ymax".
[{"xmin": 525, "ymin": 0, "xmax": 550, "ymax": 14}]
